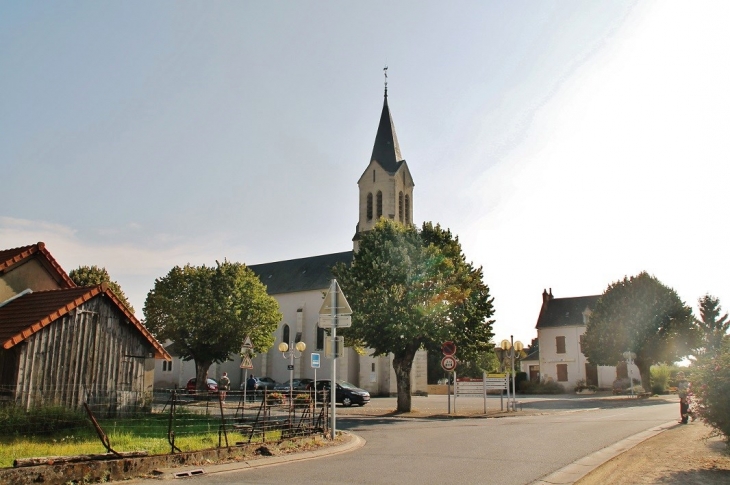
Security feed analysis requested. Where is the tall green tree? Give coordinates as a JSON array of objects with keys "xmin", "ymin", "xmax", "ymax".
[
  {"xmin": 69, "ymin": 265, "xmax": 134, "ymax": 313},
  {"xmin": 144, "ymin": 260, "xmax": 281, "ymax": 391},
  {"xmin": 333, "ymin": 219, "xmax": 495, "ymax": 412},
  {"xmin": 695, "ymin": 294, "xmax": 730, "ymax": 356},
  {"xmin": 583, "ymin": 272, "xmax": 696, "ymax": 388}
]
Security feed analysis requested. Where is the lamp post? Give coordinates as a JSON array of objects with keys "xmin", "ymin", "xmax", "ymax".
[
  {"xmin": 500, "ymin": 336, "xmax": 524, "ymax": 411},
  {"xmin": 278, "ymin": 341, "xmax": 306, "ymax": 405}
]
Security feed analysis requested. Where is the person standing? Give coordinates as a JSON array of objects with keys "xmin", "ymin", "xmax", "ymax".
[
  {"xmin": 677, "ymin": 372, "xmax": 690, "ymax": 424},
  {"xmin": 246, "ymin": 375, "xmax": 257, "ymax": 402},
  {"xmin": 219, "ymin": 372, "xmax": 231, "ymax": 403}
]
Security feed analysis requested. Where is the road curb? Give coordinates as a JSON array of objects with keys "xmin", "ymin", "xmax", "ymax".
[
  {"xmin": 149, "ymin": 432, "xmax": 366, "ymax": 480},
  {"xmin": 530, "ymin": 420, "xmax": 680, "ymax": 485}
]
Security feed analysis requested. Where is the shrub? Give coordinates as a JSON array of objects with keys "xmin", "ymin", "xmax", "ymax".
[
  {"xmin": 518, "ymin": 380, "xmax": 565, "ymax": 394},
  {"xmin": 650, "ymin": 364, "xmax": 672, "ymax": 393},
  {"xmin": 690, "ymin": 347, "xmax": 730, "ymax": 443},
  {"xmin": 0, "ymin": 405, "xmax": 88, "ymax": 436}
]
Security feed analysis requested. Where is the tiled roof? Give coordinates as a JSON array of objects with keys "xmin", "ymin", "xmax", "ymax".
[
  {"xmin": 249, "ymin": 251, "xmax": 353, "ymax": 295},
  {"xmin": 0, "ymin": 284, "xmax": 170, "ymax": 360},
  {"xmin": 523, "ymin": 347, "xmax": 539, "ymax": 361},
  {"xmin": 535, "ymin": 295, "xmax": 600, "ymax": 329},
  {"xmin": 0, "ymin": 242, "xmax": 76, "ymax": 288}
]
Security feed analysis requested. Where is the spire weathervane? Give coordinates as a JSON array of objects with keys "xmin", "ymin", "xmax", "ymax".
[{"xmin": 383, "ymin": 65, "xmax": 388, "ymax": 96}]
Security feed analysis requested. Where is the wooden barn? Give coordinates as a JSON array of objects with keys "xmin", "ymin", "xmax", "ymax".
[{"xmin": 0, "ymin": 242, "xmax": 170, "ymax": 413}]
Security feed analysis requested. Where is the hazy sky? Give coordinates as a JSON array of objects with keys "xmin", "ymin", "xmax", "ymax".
[{"xmin": 2, "ymin": 1, "xmax": 728, "ymax": 346}]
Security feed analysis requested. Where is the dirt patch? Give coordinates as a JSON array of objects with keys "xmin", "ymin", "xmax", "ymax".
[{"xmin": 576, "ymin": 422, "xmax": 730, "ymax": 485}]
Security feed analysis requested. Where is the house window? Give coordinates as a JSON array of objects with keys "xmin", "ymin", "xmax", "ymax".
[
  {"xmin": 366, "ymin": 193, "xmax": 373, "ymax": 220},
  {"xmin": 398, "ymin": 192, "xmax": 404, "ymax": 222},
  {"xmin": 282, "ymin": 324, "xmax": 290, "ymax": 344},
  {"xmin": 371, "ymin": 363, "xmax": 375, "ymax": 372},
  {"xmin": 376, "ymin": 191, "xmax": 383, "ymax": 218},
  {"xmin": 556, "ymin": 336, "xmax": 566, "ymax": 354},
  {"xmin": 557, "ymin": 364, "xmax": 568, "ymax": 382},
  {"xmin": 316, "ymin": 327, "xmax": 325, "ymax": 350},
  {"xmin": 162, "ymin": 361, "xmax": 172, "ymax": 372},
  {"xmin": 405, "ymin": 194, "xmax": 410, "ymax": 223}
]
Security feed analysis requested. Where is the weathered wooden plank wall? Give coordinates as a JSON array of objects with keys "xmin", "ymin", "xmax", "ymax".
[{"xmin": 14, "ymin": 294, "xmax": 152, "ymax": 414}]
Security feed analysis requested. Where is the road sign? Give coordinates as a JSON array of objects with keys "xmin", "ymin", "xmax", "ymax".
[
  {"xmin": 324, "ymin": 336, "xmax": 344, "ymax": 358},
  {"xmin": 441, "ymin": 355, "xmax": 457, "ymax": 372},
  {"xmin": 319, "ymin": 280, "xmax": 352, "ymax": 315},
  {"xmin": 242, "ymin": 335, "xmax": 253, "ymax": 349},
  {"xmin": 318, "ymin": 314, "xmax": 352, "ymax": 328},
  {"xmin": 442, "ymin": 341, "xmax": 456, "ymax": 356},
  {"xmin": 240, "ymin": 354, "xmax": 253, "ymax": 369},
  {"xmin": 311, "ymin": 352, "xmax": 321, "ymax": 369}
]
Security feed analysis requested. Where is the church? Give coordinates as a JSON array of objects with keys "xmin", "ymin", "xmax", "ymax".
[{"xmin": 154, "ymin": 82, "xmax": 428, "ymax": 396}]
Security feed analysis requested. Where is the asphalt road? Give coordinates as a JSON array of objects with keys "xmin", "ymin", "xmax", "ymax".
[{"xmin": 156, "ymin": 396, "xmax": 676, "ymax": 485}]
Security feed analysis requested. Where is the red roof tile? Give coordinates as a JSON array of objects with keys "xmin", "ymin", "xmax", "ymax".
[
  {"xmin": 0, "ymin": 284, "xmax": 170, "ymax": 360},
  {"xmin": 0, "ymin": 242, "xmax": 76, "ymax": 288}
]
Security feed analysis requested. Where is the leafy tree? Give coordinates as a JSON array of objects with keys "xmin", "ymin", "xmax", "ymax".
[
  {"xmin": 583, "ymin": 272, "xmax": 696, "ymax": 388},
  {"xmin": 333, "ymin": 219, "xmax": 495, "ymax": 412},
  {"xmin": 695, "ymin": 294, "xmax": 730, "ymax": 356},
  {"xmin": 69, "ymin": 265, "xmax": 134, "ymax": 313},
  {"xmin": 144, "ymin": 260, "xmax": 281, "ymax": 391},
  {"xmin": 690, "ymin": 342, "xmax": 730, "ymax": 443}
]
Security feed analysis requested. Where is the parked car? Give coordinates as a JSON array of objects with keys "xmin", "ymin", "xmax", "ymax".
[
  {"xmin": 240, "ymin": 376, "xmax": 279, "ymax": 391},
  {"xmin": 274, "ymin": 378, "xmax": 314, "ymax": 391},
  {"xmin": 186, "ymin": 377, "xmax": 218, "ymax": 393},
  {"xmin": 309, "ymin": 379, "xmax": 370, "ymax": 407}
]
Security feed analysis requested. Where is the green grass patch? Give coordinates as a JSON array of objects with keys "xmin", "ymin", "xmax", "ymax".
[{"xmin": 0, "ymin": 408, "xmax": 282, "ymax": 468}]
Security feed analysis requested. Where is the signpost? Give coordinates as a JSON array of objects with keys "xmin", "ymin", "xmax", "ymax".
[
  {"xmin": 311, "ymin": 352, "xmax": 320, "ymax": 394},
  {"xmin": 319, "ymin": 279, "xmax": 352, "ymax": 439},
  {"xmin": 441, "ymin": 341, "xmax": 458, "ymax": 414},
  {"xmin": 240, "ymin": 335, "xmax": 254, "ymax": 405}
]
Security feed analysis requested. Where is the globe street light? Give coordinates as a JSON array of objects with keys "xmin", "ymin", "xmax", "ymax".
[
  {"xmin": 279, "ymin": 341, "xmax": 306, "ymax": 405},
  {"xmin": 500, "ymin": 336, "xmax": 524, "ymax": 412}
]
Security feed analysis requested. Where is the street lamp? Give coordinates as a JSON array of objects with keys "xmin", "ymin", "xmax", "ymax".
[
  {"xmin": 500, "ymin": 336, "xmax": 524, "ymax": 412},
  {"xmin": 279, "ymin": 341, "xmax": 307, "ymax": 404}
]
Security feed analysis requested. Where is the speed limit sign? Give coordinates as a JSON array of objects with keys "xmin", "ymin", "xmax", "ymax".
[{"xmin": 441, "ymin": 355, "xmax": 457, "ymax": 372}]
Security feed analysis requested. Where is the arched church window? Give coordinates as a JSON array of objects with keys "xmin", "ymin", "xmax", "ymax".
[
  {"xmin": 398, "ymin": 192, "xmax": 404, "ymax": 222},
  {"xmin": 367, "ymin": 193, "xmax": 373, "ymax": 220},
  {"xmin": 373, "ymin": 170, "xmax": 376, "ymax": 182},
  {"xmin": 405, "ymin": 194, "xmax": 410, "ymax": 223},
  {"xmin": 282, "ymin": 324, "xmax": 290, "ymax": 344},
  {"xmin": 376, "ymin": 191, "xmax": 383, "ymax": 218}
]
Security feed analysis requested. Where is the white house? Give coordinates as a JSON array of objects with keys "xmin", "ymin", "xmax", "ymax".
[{"xmin": 534, "ymin": 289, "xmax": 638, "ymax": 390}]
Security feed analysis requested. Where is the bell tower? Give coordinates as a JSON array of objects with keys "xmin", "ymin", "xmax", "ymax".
[{"xmin": 353, "ymin": 69, "xmax": 415, "ymax": 250}]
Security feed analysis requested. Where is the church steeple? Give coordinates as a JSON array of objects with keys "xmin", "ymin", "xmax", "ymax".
[
  {"xmin": 370, "ymin": 70, "xmax": 403, "ymax": 174},
  {"xmin": 354, "ymin": 71, "xmax": 415, "ymax": 251}
]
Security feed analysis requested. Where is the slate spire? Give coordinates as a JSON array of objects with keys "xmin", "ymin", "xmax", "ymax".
[{"xmin": 370, "ymin": 71, "xmax": 403, "ymax": 173}]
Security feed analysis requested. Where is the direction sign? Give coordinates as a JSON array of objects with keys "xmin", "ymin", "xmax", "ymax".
[
  {"xmin": 319, "ymin": 280, "xmax": 353, "ymax": 315},
  {"xmin": 311, "ymin": 352, "xmax": 321, "ymax": 369},
  {"xmin": 442, "ymin": 341, "xmax": 457, "ymax": 356},
  {"xmin": 441, "ymin": 355, "xmax": 457, "ymax": 372},
  {"xmin": 318, "ymin": 314, "xmax": 352, "ymax": 328}
]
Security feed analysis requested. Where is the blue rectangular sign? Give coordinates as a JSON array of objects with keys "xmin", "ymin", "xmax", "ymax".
[{"xmin": 311, "ymin": 352, "xmax": 320, "ymax": 369}]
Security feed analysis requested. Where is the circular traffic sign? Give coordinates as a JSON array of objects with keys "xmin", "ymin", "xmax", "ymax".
[
  {"xmin": 441, "ymin": 355, "xmax": 457, "ymax": 372},
  {"xmin": 442, "ymin": 341, "xmax": 457, "ymax": 356}
]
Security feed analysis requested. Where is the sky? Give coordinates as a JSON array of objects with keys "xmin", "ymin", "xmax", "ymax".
[{"xmin": 2, "ymin": 1, "xmax": 729, "ymax": 347}]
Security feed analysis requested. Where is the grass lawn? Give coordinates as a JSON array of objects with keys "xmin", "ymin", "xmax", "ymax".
[{"xmin": 0, "ymin": 407, "xmax": 276, "ymax": 468}]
